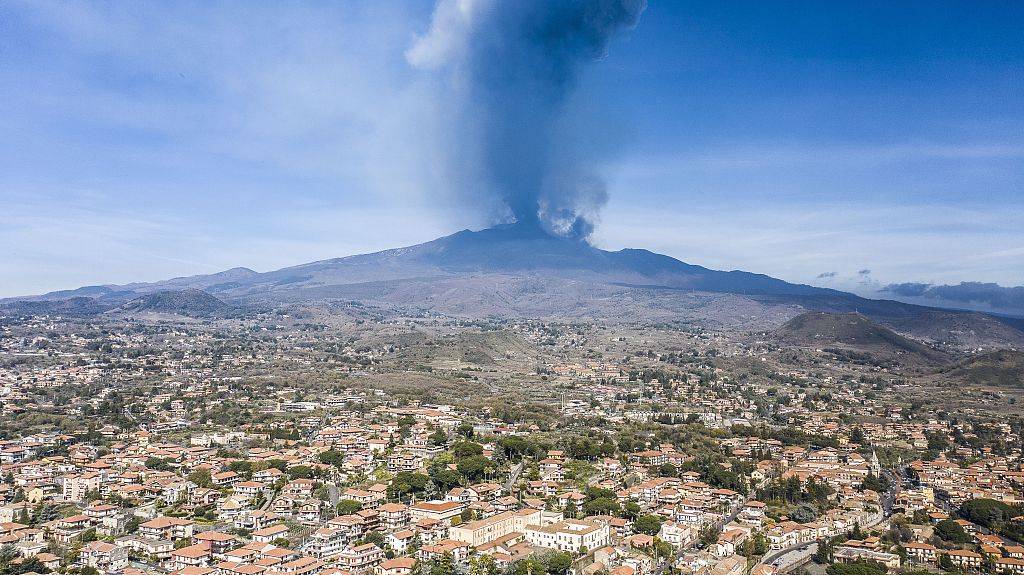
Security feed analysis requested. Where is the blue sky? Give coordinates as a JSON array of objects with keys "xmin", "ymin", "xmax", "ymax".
[{"xmin": 2, "ymin": 0, "xmax": 1022, "ymax": 298}]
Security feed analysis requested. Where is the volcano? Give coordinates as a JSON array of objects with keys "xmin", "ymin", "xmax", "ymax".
[{"xmin": 5, "ymin": 223, "xmax": 1024, "ymax": 347}]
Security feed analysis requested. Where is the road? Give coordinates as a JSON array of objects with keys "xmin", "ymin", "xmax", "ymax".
[
  {"xmin": 747, "ymin": 465, "xmax": 901, "ymax": 573},
  {"xmin": 764, "ymin": 543, "xmax": 818, "ymax": 573},
  {"xmin": 652, "ymin": 496, "xmax": 751, "ymax": 575},
  {"xmin": 505, "ymin": 460, "xmax": 526, "ymax": 492}
]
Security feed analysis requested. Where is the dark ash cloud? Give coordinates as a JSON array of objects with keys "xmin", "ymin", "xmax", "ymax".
[
  {"xmin": 408, "ymin": 0, "xmax": 646, "ymax": 240},
  {"xmin": 883, "ymin": 282, "xmax": 931, "ymax": 297},
  {"xmin": 882, "ymin": 281, "xmax": 1024, "ymax": 315}
]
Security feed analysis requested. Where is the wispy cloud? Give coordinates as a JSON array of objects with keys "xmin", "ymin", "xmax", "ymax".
[{"xmin": 595, "ymin": 201, "xmax": 1024, "ymax": 292}]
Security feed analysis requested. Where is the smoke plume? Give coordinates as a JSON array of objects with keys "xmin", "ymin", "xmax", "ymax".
[{"xmin": 408, "ymin": 0, "xmax": 646, "ymax": 240}]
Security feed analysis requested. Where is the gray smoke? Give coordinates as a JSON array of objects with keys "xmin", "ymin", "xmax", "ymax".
[{"xmin": 408, "ymin": 0, "xmax": 646, "ymax": 239}]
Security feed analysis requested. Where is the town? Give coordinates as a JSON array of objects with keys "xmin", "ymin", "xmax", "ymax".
[{"xmin": 1, "ymin": 308, "xmax": 1021, "ymax": 575}]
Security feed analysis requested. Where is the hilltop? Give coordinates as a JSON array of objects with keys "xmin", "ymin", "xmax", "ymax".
[
  {"xmin": 117, "ymin": 289, "xmax": 234, "ymax": 317},
  {"xmin": 775, "ymin": 311, "xmax": 951, "ymax": 365},
  {"xmin": 941, "ymin": 350, "xmax": 1024, "ymax": 388}
]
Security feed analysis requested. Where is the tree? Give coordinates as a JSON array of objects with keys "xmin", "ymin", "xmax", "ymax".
[
  {"xmin": 814, "ymin": 538, "xmax": 835, "ymax": 564},
  {"xmin": 911, "ymin": 509, "xmax": 930, "ymax": 524},
  {"xmin": 861, "ymin": 473, "xmax": 889, "ymax": 493},
  {"xmin": 850, "ymin": 427, "xmax": 867, "ymax": 445},
  {"xmin": 633, "ymin": 515, "xmax": 663, "ymax": 536},
  {"xmin": 319, "ymin": 450, "xmax": 345, "ymax": 467},
  {"xmin": 934, "ymin": 519, "xmax": 971, "ymax": 544},
  {"xmin": 699, "ymin": 524, "xmax": 721, "ymax": 548},
  {"xmin": 825, "ymin": 561, "xmax": 888, "ymax": 575},
  {"xmin": 543, "ymin": 552, "xmax": 573, "ymax": 575},
  {"xmin": 428, "ymin": 465, "xmax": 462, "ymax": 492},
  {"xmin": 748, "ymin": 532, "xmax": 769, "ymax": 557},
  {"xmin": 790, "ymin": 503, "xmax": 819, "ymax": 523},
  {"xmin": 958, "ymin": 498, "xmax": 1021, "ymax": 530},
  {"xmin": 389, "ymin": 472, "xmax": 429, "ymax": 500},
  {"xmin": 654, "ymin": 539, "xmax": 674, "ymax": 561},
  {"xmin": 188, "ymin": 469, "xmax": 212, "ymax": 489},
  {"xmin": 125, "ymin": 515, "xmax": 141, "ymax": 533},
  {"xmin": 938, "ymin": 553, "xmax": 957, "ymax": 572},
  {"xmin": 469, "ymin": 555, "xmax": 496, "ymax": 575},
  {"xmin": 457, "ymin": 455, "xmax": 490, "ymax": 480},
  {"xmin": 287, "ymin": 465, "xmax": 316, "ymax": 480},
  {"xmin": 621, "ymin": 501, "xmax": 641, "ymax": 520},
  {"xmin": 337, "ymin": 500, "xmax": 363, "ymax": 515},
  {"xmin": 452, "ymin": 442, "xmax": 484, "ymax": 458},
  {"xmin": 851, "ymin": 522, "xmax": 865, "ymax": 540},
  {"xmin": 229, "ymin": 460, "xmax": 254, "ymax": 475},
  {"xmin": 429, "ymin": 429, "xmax": 448, "ymax": 446},
  {"xmin": 657, "ymin": 463, "xmax": 677, "ymax": 477},
  {"xmin": 457, "ymin": 423, "xmax": 474, "ymax": 439},
  {"xmin": 564, "ymin": 501, "xmax": 578, "ymax": 519},
  {"xmin": 429, "ymin": 552, "xmax": 456, "ymax": 575},
  {"xmin": 145, "ymin": 457, "xmax": 173, "ymax": 471},
  {"xmin": 582, "ymin": 497, "xmax": 619, "ymax": 517}
]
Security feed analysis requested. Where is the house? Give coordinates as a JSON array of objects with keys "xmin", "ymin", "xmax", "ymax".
[
  {"xmin": 171, "ymin": 544, "xmax": 213, "ymax": 570},
  {"xmin": 252, "ymin": 468, "xmax": 285, "ymax": 484},
  {"xmin": 387, "ymin": 530, "xmax": 416, "ymax": 555},
  {"xmin": 212, "ymin": 471, "xmax": 241, "ymax": 488},
  {"xmin": 711, "ymin": 555, "xmax": 745, "ymax": 575},
  {"xmin": 139, "ymin": 516, "xmax": 195, "ymax": 541},
  {"xmin": 234, "ymin": 482, "xmax": 270, "ymax": 500},
  {"xmin": 377, "ymin": 503, "xmax": 409, "ymax": 531},
  {"xmin": 376, "ymin": 558, "xmax": 416, "ymax": 575},
  {"xmin": 905, "ymin": 542, "xmax": 937, "ymax": 564},
  {"xmin": 408, "ymin": 501, "xmax": 465, "ymax": 524},
  {"xmin": 944, "ymin": 550, "xmax": 982, "ymax": 571},
  {"xmin": 738, "ymin": 501, "xmax": 766, "ymax": 525},
  {"xmin": 79, "ymin": 541, "xmax": 129, "ymax": 573},
  {"xmin": 833, "ymin": 546, "xmax": 901, "ymax": 569},
  {"xmin": 449, "ymin": 509, "xmax": 548, "ymax": 547},
  {"xmin": 337, "ymin": 543, "xmax": 383, "ymax": 573},
  {"xmin": 195, "ymin": 531, "xmax": 238, "ymax": 555},
  {"xmin": 525, "ymin": 520, "xmax": 609, "ymax": 553},
  {"xmin": 269, "ymin": 556, "xmax": 323, "ymax": 575},
  {"xmin": 252, "ymin": 524, "xmax": 290, "ymax": 543},
  {"xmin": 283, "ymin": 479, "xmax": 317, "ymax": 499},
  {"xmin": 305, "ymin": 528, "xmax": 347, "ymax": 560},
  {"xmin": 52, "ymin": 514, "xmax": 91, "ymax": 544},
  {"xmin": 341, "ymin": 488, "xmax": 386, "ymax": 509},
  {"xmin": 658, "ymin": 522, "xmax": 694, "ymax": 548},
  {"xmin": 994, "ymin": 558, "xmax": 1024, "ymax": 575},
  {"xmin": 418, "ymin": 540, "xmax": 470, "ymax": 563},
  {"xmin": 115, "ymin": 535, "xmax": 175, "ymax": 560}
]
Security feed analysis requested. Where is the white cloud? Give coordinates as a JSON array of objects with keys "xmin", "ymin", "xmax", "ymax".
[{"xmin": 594, "ymin": 200, "xmax": 1024, "ymax": 291}]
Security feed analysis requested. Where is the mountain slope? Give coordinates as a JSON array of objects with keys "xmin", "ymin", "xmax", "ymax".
[
  {"xmin": 248, "ymin": 223, "xmax": 842, "ymax": 297},
  {"xmin": 118, "ymin": 289, "xmax": 233, "ymax": 317},
  {"xmin": 5, "ymin": 223, "xmax": 1024, "ymax": 347},
  {"xmin": 941, "ymin": 350, "xmax": 1024, "ymax": 388},
  {"xmin": 775, "ymin": 311, "xmax": 950, "ymax": 364}
]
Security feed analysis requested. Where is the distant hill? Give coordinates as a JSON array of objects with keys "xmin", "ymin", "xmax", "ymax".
[
  {"xmin": 1, "ymin": 296, "xmax": 114, "ymax": 317},
  {"xmin": 775, "ymin": 311, "xmax": 950, "ymax": 364},
  {"xmin": 4, "ymin": 223, "xmax": 1024, "ymax": 347},
  {"xmin": 942, "ymin": 350, "xmax": 1024, "ymax": 388},
  {"xmin": 118, "ymin": 289, "xmax": 233, "ymax": 317}
]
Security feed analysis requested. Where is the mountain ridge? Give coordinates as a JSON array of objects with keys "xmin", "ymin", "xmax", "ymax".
[{"xmin": 3, "ymin": 223, "xmax": 1023, "ymax": 347}]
